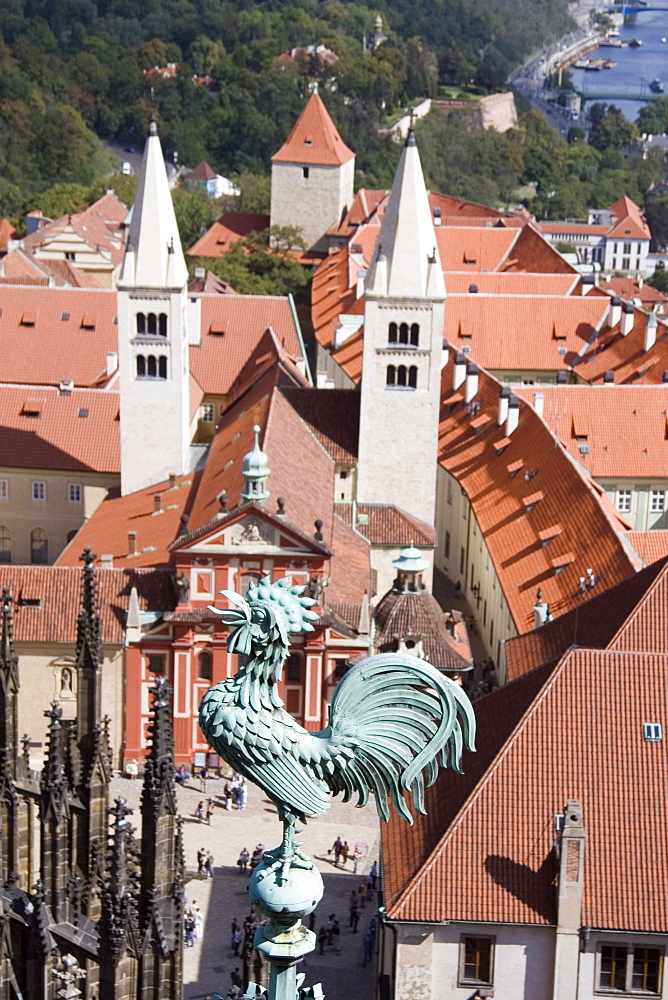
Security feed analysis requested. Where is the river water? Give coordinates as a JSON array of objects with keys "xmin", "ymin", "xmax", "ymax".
[{"xmin": 569, "ymin": 6, "xmax": 668, "ymax": 121}]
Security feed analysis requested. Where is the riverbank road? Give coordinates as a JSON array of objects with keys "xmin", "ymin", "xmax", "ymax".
[{"xmin": 110, "ymin": 773, "xmax": 380, "ymax": 1000}]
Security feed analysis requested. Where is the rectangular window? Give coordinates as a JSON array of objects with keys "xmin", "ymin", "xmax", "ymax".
[
  {"xmin": 460, "ymin": 547, "xmax": 465, "ymax": 575},
  {"xmin": 622, "ymin": 257, "xmax": 630, "ymax": 270},
  {"xmin": 616, "ymin": 489, "xmax": 631, "ymax": 512},
  {"xmin": 68, "ymin": 483, "xmax": 82, "ymax": 503},
  {"xmin": 650, "ymin": 490, "xmax": 665, "ymax": 513},
  {"xmin": 201, "ymin": 403, "xmax": 214, "ymax": 422},
  {"xmin": 32, "ymin": 481, "xmax": 46, "ymax": 501},
  {"xmin": 445, "ymin": 531, "xmax": 451, "ymax": 560},
  {"xmin": 597, "ymin": 945, "xmax": 664, "ymax": 995},
  {"xmin": 286, "ymin": 654, "xmax": 301, "ymax": 683},
  {"xmin": 644, "ymin": 722, "xmax": 663, "ymax": 741},
  {"xmin": 303, "ymin": 167, "xmax": 309, "ymax": 179},
  {"xmin": 624, "ymin": 242, "xmax": 631, "ymax": 255},
  {"xmin": 146, "ymin": 654, "xmax": 164, "ymax": 674},
  {"xmin": 447, "ymin": 479, "xmax": 453, "ymax": 505},
  {"xmin": 0, "ymin": 479, "xmax": 7, "ymax": 500},
  {"xmin": 459, "ymin": 936, "xmax": 494, "ymax": 986}
]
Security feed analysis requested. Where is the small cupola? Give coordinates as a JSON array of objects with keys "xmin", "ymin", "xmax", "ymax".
[
  {"xmin": 240, "ymin": 425, "xmax": 270, "ymax": 503},
  {"xmin": 392, "ymin": 543, "xmax": 429, "ymax": 593}
]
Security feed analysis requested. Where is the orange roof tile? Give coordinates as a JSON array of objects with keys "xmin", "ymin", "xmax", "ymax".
[
  {"xmin": 601, "ymin": 277, "xmax": 668, "ymax": 309},
  {"xmin": 438, "ymin": 357, "xmax": 638, "ymax": 633},
  {"xmin": 576, "ymin": 306, "xmax": 668, "ymax": 385},
  {"xmin": 187, "ymin": 213, "xmax": 270, "ymax": 257},
  {"xmin": 21, "ymin": 191, "xmax": 128, "ymax": 268},
  {"xmin": 271, "ymin": 94, "xmax": 354, "ymax": 167},
  {"xmin": 335, "ymin": 503, "xmax": 436, "ymax": 546},
  {"xmin": 445, "ymin": 272, "xmax": 578, "ymax": 295},
  {"xmin": 0, "ymin": 564, "xmax": 174, "ymax": 644},
  {"xmin": 0, "ymin": 218, "xmax": 17, "ymax": 250},
  {"xmin": 516, "ymin": 384, "xmax": 668, "ymax": 477},
  {"xmin": 384, "ymin": 645, "xmax": 668, "ymax": 930},
  {"xmin": 625, "ymin": 530, "xmax": 668, "ymax": 565},
  {"xmin": 192, "ymin": 295, "xmax": 301, "ymax": 395},
  {"xmin": 279, "ymin": 387, "xmax": 360, "ymax": 463},
  {"xmin": 0, "ymin": 385, "xmax": 119, "ymax": 472},
  {"xmin": 607, "ymin": 195, "xmax": 651, "ymax": 241}
]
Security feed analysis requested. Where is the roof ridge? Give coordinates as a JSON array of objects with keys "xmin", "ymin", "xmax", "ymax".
[
  {"xmin": 606, "ymin": 558, "xmax": 668, "ymax": 649},
  {"xmin": 390, "ymin": 657, "xmax": 566, "ymax": 917}
]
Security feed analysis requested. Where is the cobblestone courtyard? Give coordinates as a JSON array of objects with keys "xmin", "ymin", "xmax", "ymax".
[{"xmin": 112, "ymin": 772, "xmax": 380, "ymax": 1000}]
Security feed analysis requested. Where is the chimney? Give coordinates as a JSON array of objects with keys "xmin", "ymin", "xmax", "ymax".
[
  {"xmin": 453, "ymin": 352, "xmax": 467, "ymax": 390},
  {"xmin": 433, "ymin": 206, "xmax": 441, "ymax": 227},
  {"xmin": 533, "ymin": 391, "xmax": 545, "ymax": 418},
  {"xmin": 169, "ymin": 473, "xmax": 176, "ymax": 488},
  {"xmin": 469, "ymin": 283, "xmax": 478, "ymax": 293},
  {"xmin": 178, "ymin": 513, "xmax": 190, "ymax": 537},
  {"xmin": 47, "ymin": 275, "xmax": 56, "ymax": 288},
  {"xmin": 153, "ymin": 493, "xmax": 162, "ymax": 512},
  {"xmin": 106, "ymin": 351, "xmax": 118, "ymax": 375},
  {"xmin": 505, "ymin": 394, "xmax": 519, "ymax": 436},
  {"xmin": 441, "ymin": 339, "xmax": 449, "ymax": 370},
  {"xmin": 195, "ymin": 266, "xmax": 205, "ymax": 279},
  {"xmin": 533, "ymin": 588, "xmax": 552, "ymax": 628},
  {"xmin": 100, "ymin": 554, "xmax": 114, "ymax": 568},
  {"xmin": 644, "ymin": 312, "xmax": 658, "ymax": 352},
  {"xmin": 663, "ymin": 370, "xmax": 668, "ymax": 384},
  {"xmin": 603, "ymin": 369, "xmax": 615, "ymax": 385},
  {"xmin": 128, "ymin": 531, "xmax": 137, "ymax": 555},
  {"xmin": 638, "ymin": 275, "xmax": 644, "ymax": 289},
  {"xmin": 356, "ymin": 267, "xmax": 365, "ymax": 299},
  {"xmin": 581, "ymin": 274, "xmax": 595, "ymax": 295},
  {"xmin": 608, "ymin": 295, "xmax": 622, "ymax": 328},
  {"xmin": 552, "ymin": 801, "xmax": 586, "ymax": 1000},
  {"xmin": 620, "ymin": 301, "xmax": 634, "ymax": 336},
  {"xmin": 464, "ymin": 362, "xmax": 479, "ymax": 403},
  {"xmin": 358, "ymin": 591, "xmax": 370, "ymax": 635},
  {"xmin": 498, "ymin": 384, "xmax": 510, "ymax": 426}
]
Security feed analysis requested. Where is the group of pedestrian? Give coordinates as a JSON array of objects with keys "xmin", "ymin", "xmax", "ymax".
[
  {"xmin": 194, "ymin": 797, "xmax": 216, "ymax": 824},
  {"xmin": 230, "ymin": 917, "xmax": 242, "ymax": 956},
  {"xmin": 236, "ymin": 846, "xmax": 250, "ymax": 872},
  {"xmin": 330, "ymin": 836, "xmax": 350, "ymax": 866},
  {"xmin": 223, "ymin": 775, "xmax": 248, "ymax": 810},
  {"xmin": 471, "ymin": 660, "xmax": 497, "ymax": 701},
  {"xmin": 317, "ymin": 913, "xmax": 341, "ymax": 953},
  {"xmin": 196, "ymin": 846, "xmax": 214, "ymax": 878},
  {"xmin": 184, "ymin": 900, "xmax": 204, "ymax": 947}
]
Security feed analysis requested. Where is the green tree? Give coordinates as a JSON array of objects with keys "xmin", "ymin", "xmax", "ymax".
[
  {"xmin": 588, "ymin": 103, "xmax": 638, "ymax": 152},
  {"xmin": 646, "ymin": 268, "xmax": 668, "ymax": 292},
  {"xmin": 28, "ymin": 183, "xmax": 91, "ymax": 219},
  {"xmin": 645, "ymin": 192, "xmax": 668, "ymax": 249},
  {"xmin": 171, "ymin": 187, "xmax": 220, "ymax": 251},
  {"xmin": 230, "ymin": 173, "xmax": 271, "ymax": 213},
  {"xmin": 197, "ymin": 225, "xmax": 310, "ymax": 296},
  {"xmin": 637, "ymin": 96, "xmax": 668, "ymax": 136}
]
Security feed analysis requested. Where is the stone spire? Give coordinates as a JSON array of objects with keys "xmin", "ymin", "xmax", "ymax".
[
  {"xmin": 75, "ymin": 548, "xmax": 103, "ymax": 775},
  {"xmin": 0, "ymin": 589, "xmax": 19, "ymax": 777},
  {"xmin": 98, "ymin": 797, "xmax": 140, "ymax": 981},
  {"xmin": 240, "ymin": 425, "xmax": 270, "ymax": 503},
  {"xmin": 119, "ymin": 119, "xmax": 187, "ymax": 290},
  {"xmin": 138, "ymin": 676, "xmax": 183, "ymax": 997},
  {"xmin": 40, "ymin": 701, "xmax": 70, "ymax": 922},
  {"xmin": 365, "ymin": 128, "xmax": 445, "ymax": 301}
]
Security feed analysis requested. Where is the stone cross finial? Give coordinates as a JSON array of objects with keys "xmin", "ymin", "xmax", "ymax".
[
  {"xmin": 53, "ymin": 953, "xmax": 86, "ymax": 999},
  {"xmin": 109, "ymin": 796, "xmax": 133, "ymax": 829}
]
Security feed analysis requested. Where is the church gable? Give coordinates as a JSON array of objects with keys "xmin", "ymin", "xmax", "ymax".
[{"xmin": 178, "ymin": 511, "xmax": 326, "ymax": 556}]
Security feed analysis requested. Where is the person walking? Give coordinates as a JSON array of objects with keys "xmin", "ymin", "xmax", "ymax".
[
  {"xmin": 185, "ymin": 915, "xmax": 195, "ymax": 947},
  {"xmin": 237, "ymin": 847, "xmax": 249, "ymax": 873},
  {"xmin": 194, "ymin": 906, "xmax": 203, "ymax": 939},
  {"xmin": 197, "ymin": 847, "xmax": 206, "ymax": 875},
  {"xmin": 232, "ymin": 928, "xmax": 242, "ymax": 956},
  {"xmin": 206, "ymin": 798, "xmax": 215, "ymax": 824},
  {"xmin": 359, "ymin": 882, "xmax": 367, "ymax": 908},
  {"xmin": 370, "ymin": 860, "xmax": 378, "ymax": 888},
  {"xmin": 341, "ymin": 841, "xmax": 349, "ymax": 866},
  {"xmin": 350, "ymin": 906, "xmax": 360, "ymax": 933},
  {"xmin": 230, "ymin": 918, "xmax": 239, "ymax": 952},
  {"xmin": 353, "ymin": 848, "xmax": 361, "ymax": 874},
  {"xmin": 205, "ymin": 851, "xmax": 214, "ymax": 878},
  {"xmin": 195, "ymin": 801, "xmax": 204, "ymax": 823},
  {"xmin": 332, "ymin": 837, "xmax": 343, "ymax": 866},
  {"xmin": 326, "ymin": 914, "xmax": 335, "ymax": 946},
  {"xmin": 362, "ymin": 932, "xmax": 374, "ymax": 968},
  {"xmin": 317, "ymin": 927, "xmax": 327, "ymax": 955}
]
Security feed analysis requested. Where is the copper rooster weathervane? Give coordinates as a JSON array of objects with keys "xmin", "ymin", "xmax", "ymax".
[{"xmin": 200, "ymin": 575, "xmax": 476, "ymax": 1000}]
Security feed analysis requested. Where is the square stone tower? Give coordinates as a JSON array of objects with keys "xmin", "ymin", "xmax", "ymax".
[{"xmin": 270, "ymin": 88, "xmax": 355, "ymax": 254}]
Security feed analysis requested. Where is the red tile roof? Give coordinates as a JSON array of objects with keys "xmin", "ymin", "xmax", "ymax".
[
  {"xmin": 383, "ymin": 645, "xmax": 668, "ymax": 930},
  {"xmin": 600, "ymin": 277, "xmax": 668, "ymax": 309},
  {"xmin": 576, "ymin": 306, "xmax": 668, "ymax": 384},
  {"xmin": 0, "ymin": 218, "xmax": 17, "ymax": 250},
  {"xmin": 0, "ymin": 564, "xmax": 174, "ymax": 644},
  {"xmin": 187, "ymin": 213, "xmax": 270, "ymax": 257},
  {"xmin": 271, "ymin": 94, "xmax": 354, "ymax": 166},
  {"xmin": 279, "ymin": 387, "xmax": 360, "ymax": 463},
  {"xmin": 445, "ymin": 272, "xmax": 579, "ymax": 295},
  {"xmin": 188, "ymin": 161, "xmax": 218, "ymax": 181},
  {"xmin": 0, "ymin": 385, "xmax": 120, "ymax": 472},
  {"xmin": 625, "ymin": 530, "xmax": 668, "ymax": 565},
  {"xmin": 438, "ymin": 356, "xmax": 638, "ymax": 633},
  {"xmin": 504, "ymin": 556, "xmax": 668, "ymax": 681},
  {"xmin": 335, "ymin": 503, "xmax": 436, "ymax": 547},
  {"xmin": 539, "ymin": 221, "xmax": 609, "ymax": 237},
  {"xmin": 607, "ymin": 195, "xmax": 651, "ymax": 241},
  {"xmin": 515, "ymin": 384, "xmax": 668, "ymax": 477},
  {"xmin": 21, "ymin": 192, "xmax": 128, "ymax": 269},
  {"xmin": 374, "ymin": 590, "xmax": 471, "ymax": 671}
]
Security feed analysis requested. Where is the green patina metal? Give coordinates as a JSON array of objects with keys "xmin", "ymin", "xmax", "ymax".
[{"xmin": 199, "ymin": 574, "xmax": 476, "ymax": 999}]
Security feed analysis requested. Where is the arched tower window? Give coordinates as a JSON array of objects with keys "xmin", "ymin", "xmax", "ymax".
[
  {"xmin": 397, "ymin": 365, "xmax": 407, "ymax": 387},
  {"xmin": 31, "ymin": 528, "xmax": 48, "ymax": 565},
  {"xmin": 388, "ymin": 322, "xmax": 397, "ymax": 344},
  {"xmin": 0, "ymin": 526, "xmax": 10, "ymax": 563},
  {"xmin": 158, "ymin": 313, "xmax": 167, "ymax": 337},
  {"xmin": 399, "ymin": 322, "xmax": 409, "ymax": 345},
  {"xmin": 136, "ymin": 355, "xmax": 146, "ymax": 378},
  {"xmin": 147, "ymin": 356, "xmax": 157, "ymax": 377},
  {"xmin": 410, "ymin": 323, "xmax": 420, "ymax": 347},
  {"xmin": 386, "ymin": 365, "xmax": 396, "ymax": 387},
  {"xmin": 147, "ymin": 313, "xmax": 157, "ymax": 335},
  {"xmin": 408, "ymin": 365, "xmax": 418, "ymax": 388},
  {"xmin": 197, "ymin": 650, "xmax": 212, "ymax": 681},
  {"xmin": 136, "ymin": 313, "xmax": 146, "ymax": 334},
  {"xmin": 158, "ymin": 356, "xmax": 167, "ymax": 379}
]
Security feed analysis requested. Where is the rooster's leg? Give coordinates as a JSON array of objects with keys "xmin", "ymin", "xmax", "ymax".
[{"xmin": 262, "ymin": 807, "xmax": 314, "ymax": 877}]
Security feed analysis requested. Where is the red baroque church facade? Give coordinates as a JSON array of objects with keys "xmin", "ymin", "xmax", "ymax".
[{"xmin": 124, "ymin": 499, "xmax": 370, "ymax": 767}]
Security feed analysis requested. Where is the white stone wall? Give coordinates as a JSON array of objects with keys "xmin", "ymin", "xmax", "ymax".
[
  {"xmin": 117, "ymin": 286, "xmax": 191, "ymax": 495},
  {"xmin": 270, "ymin": 158, "xmax": 354, "ymax": 251},
  {"xmin": 435, "ymin": 466, "xmax": 516, "ymax": 676},
  {"xmin": 357, "ymin": 297, "xmax": 444, "ymax": 527}
]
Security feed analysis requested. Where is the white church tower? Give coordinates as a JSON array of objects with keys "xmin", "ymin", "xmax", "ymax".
[
  {"xmin": 356, "ymin": 129, "xmax": 446, "ymax": 527},
  {"xmin": 117, "ymin": 120, "xmax": 191, "ymax": 496}
]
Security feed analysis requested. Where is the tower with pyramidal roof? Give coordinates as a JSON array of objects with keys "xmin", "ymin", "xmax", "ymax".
[
  {"xmin": 117, "ymin": 119, "xmax": 193, "ymax": 496},
  {"xmin": 356, "ymin": 127, "xmax": 446, "ymax": 528},
  {"xmin": 270, "ymin": 88, "xmax": 355, "ymax": 253}
]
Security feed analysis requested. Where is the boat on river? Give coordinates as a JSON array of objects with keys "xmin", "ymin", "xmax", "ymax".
[
  {"xmin": 650, "ymin": 77, "xmax": 665, "ymax": 93},
  {"xmin": 629, "ymin": 37, "xmax": 643, "ymax": 47}
]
